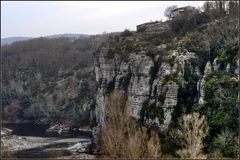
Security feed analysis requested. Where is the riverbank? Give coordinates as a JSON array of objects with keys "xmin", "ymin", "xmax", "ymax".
[
  {"xmin": 2, "ymin": 135, "xmax": 60, "ymax": 151},
  {"xmin": 3, "ymin": 122, "xmax": 92, "ymax": 138},
  {"xmin": 1, "ymin": 134, "xmax": 95, "ymax": 158}
]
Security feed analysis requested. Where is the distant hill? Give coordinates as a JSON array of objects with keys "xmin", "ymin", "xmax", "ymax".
[
  {"xmin": 1, "ymin": 33, "xmax": 90, "ymax": 46},
  {"xmin": 46, "ymin": 33, "xmax": 90, "ymax": 39},
  {"xmin": 1, "ymin": 37, "xmax": 32, "ymax": 46}
]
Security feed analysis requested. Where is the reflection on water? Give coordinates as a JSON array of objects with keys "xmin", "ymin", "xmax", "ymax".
[
  {"xmin": 3, "ymin": 123, "xmax": 50, "ymax": 137},
  {"xmin": 3, "ymin": 123, "xmax": 91, "ymax": 138}
]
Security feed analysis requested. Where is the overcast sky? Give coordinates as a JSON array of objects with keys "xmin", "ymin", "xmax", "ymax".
[{"xmin": 1, "ymin": 1, "xmax": 205, "ymax": 38}]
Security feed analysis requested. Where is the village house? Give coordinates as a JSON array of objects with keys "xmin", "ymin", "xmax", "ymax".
[{"xmin": 170, "ymin": 6, "xmax": 199, "ymax": 19}]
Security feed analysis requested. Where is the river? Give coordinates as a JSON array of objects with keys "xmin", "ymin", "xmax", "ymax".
[{"xmin": 2, "ymin": 123, "xmax": 94, "ymax": 158}]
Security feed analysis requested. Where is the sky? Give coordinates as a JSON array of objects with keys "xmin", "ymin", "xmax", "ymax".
[{"xmin": 1, "ymin": 1, "xmax": 205, "ymax": 38}]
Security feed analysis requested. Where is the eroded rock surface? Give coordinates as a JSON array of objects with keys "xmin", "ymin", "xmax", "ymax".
[{"xmin": 94, "ymin": 46, "xmax": 197, "ymax": 131}]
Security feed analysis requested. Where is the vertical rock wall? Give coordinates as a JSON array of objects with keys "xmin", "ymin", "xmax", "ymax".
[{"xmin": 94, "ymin": 46, "xmax": 197, "ymax": 131}]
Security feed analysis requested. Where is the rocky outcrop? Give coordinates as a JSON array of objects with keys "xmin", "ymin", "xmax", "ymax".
[
  {"xmin": 94, "ymin": 45, "xmax": 116, "ymax": 126},
  {"xmin": 213, "ymin": 57, "xmax": 220, "ymax": 71},
  {"xmin": 94, "ymin": 46, "xmax": 154, "ymax": 125},
  {"xmin": 235, "ymin": 59, "xmax": 239, "ymax": 75},
  {"xmin": 127, "ymin": 54, "xmax": 154, "ymax": 118},
  {"xmin": 198, "ymin": 61, "xmax": 212, "ymax": 105},
  {"xmin": 226, "ymin": 63, "xmax": 231, "ymax": 72},
  {"xmin": 93, "ymin": 17, "xmax": 238, "ymax": 135},
  {"xmin": 161, "ymin": 82, "xmax": 179, "ymax": 130},
  {"xmin": 1, "ymin": 128, "xmax": 13, "ymax": 137},
  {"xmin": 94, "ymin": 45, "xmax": 197, "ymax": 131},
  {"xmin": 46, "ymin": 124, "xmax": 70, "ymax": 136},
  {"xmin": 149, "ymin": 50, "xmax": 196, "ymax": 130},
  {"xmin": 67, "ymin": 141, "xmax": 92, "ymax": 153}
]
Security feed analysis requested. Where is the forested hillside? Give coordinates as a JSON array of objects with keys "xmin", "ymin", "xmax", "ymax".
[{"xmin": 2, "ymin": 35, "xmax": 109, "ymax": 126}]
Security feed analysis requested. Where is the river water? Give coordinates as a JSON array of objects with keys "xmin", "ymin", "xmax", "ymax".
[
  {"xmin": 2, "ymin": 123, "xmax": 93, "ymax": 158},
  {"xmin": 13, "ymin": 137, "xmax": 92, "ymax": 158},
  {"xmin": 3, "ymin": 123, "xmax": 51, "ymax": 137}
]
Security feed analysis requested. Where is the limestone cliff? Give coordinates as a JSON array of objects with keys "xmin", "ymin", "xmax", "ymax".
[
  {"xmin": 94, "ymin": 42, "xmax": 198, "ymax": 131},
  {"xmin": 93, "ymin": 17, "xmax": 239, "ymax": 133}
]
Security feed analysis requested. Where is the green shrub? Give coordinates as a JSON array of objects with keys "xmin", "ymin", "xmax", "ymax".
[
  {"xmin": 169, "ymin": 12, "xmax": 211, "ymax": 36},
  {"xmin": 163, "ymin": 73, "xmax": 181, "ymax": 86},
  {"xmin": 120, "ymin": 29, "xmax": 133, "ymax": 37},
  {"xmin": 198, "ymin": 72, "xmax": 238, "ymax": 158},
  {"xmin": 165, "ymin": 57, "xmax": 175, "ymax": 67},
  {"xmin": 149, "ymin": 61, "xmax": 160, "ymax": 86},
  {"xmin": 141, "ymin": 100, "xmax": 164, "ymax": 125},
  {"xmin": 19, "ymin": 95, "xmax": 31, "ymax": 108},
  {"xmin": 119, "ymin": 72, "xmax": 132, "ymax": 91},
  {"xmin": 106, "ymin": 48, "xmax": 115, "ymax": 59},
  {"xmin": 171, "ymin": 62, "xmax": 198, "ymax": 126},
  {"xmin": 105, "ymin": 79, "xmax": 115, "ymax": 94}
]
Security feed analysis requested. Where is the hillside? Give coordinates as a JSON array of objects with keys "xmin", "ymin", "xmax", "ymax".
[
  {"xmin": 1, "ymin": 34, "xmax": 90, "ymax": 46},
  {"xmin": 2, "ymin": 35, "xmax": 110, "ymax": 126},
  {"xmin": 2, "ymin": 1, "xmax": 239, "ymax": 158},
  {"xmin": 1, "ymin": 37, "xmax": 32, "ymax": 46},
  {"xmin": 93, "ymin": 10, "xmax": 238, "ymax": 158}
]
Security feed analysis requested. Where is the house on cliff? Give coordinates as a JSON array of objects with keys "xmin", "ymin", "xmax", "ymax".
[{"xmin": 170, "ymin": 6, "xmax": 199, "ymax": 19}]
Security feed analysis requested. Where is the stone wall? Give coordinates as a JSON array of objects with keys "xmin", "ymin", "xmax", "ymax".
[{"xmin": 136, "ymin": 21, "xmax": 169, "ymax": 34}]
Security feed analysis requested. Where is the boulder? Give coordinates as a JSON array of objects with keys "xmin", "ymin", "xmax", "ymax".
[
  {"xmin": 1, "ymin": 128, "xmax": 13, "ymax": 137},
  {"xmin": 46, "ymin": 124, "xmax": 70, "ymax": 136},
  {"xmin": 67, "ymin": 142, "xmax": 91, "ymax": 153}
]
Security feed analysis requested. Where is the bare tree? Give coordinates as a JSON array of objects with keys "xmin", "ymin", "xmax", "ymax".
[
  {"xmin": 202, "ymin": 1, "xmax": 212, "ymax": 13},
  {"xmin": 228, "ymin": 1, "xmax": 239, "ymax": 16},
  {"xmin": 164, "ymin": 5, "xmax": 178, "ymax": 19},
  {"xmin": 100, "ymin": 90, "xmax": 161, "ymax": 158},
  {"xmin": 170, "ymin": 112, "xmax": 209, "ymax": 159}
]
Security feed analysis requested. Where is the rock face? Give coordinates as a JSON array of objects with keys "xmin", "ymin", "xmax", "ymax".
[
  {"xmin": 235, "ymin": 59, "xmax": 239, "ymax": 75},
  {"xmin": 127, "ymin": 54, "xmax": 154, "ymax": 118},
  {"xmin": 198, "ymin": 61, "xmax": 212, "ymax": 105},
  {"xmin": 161, "ymin": 82, "xmax": 179, "ymax": 130},
  {"xmin": 94, "ymin": 46, "xmax": 154, "ymax": 125},
  {"xmin": 213, "ymin": 58, "xmax": 220, "ymax": 71},
  {"xmin": 149, "ymin": 50, "xmax": 196, "ymax": 130},
  {"xmin": 94, "ymin": 45, "xmax": 116, "ymax": 126},
  {"xmin": 94, "ymin": 45, "xmax": 197, "ymax": 131},
  {"xmin": 92, "ymin": 17, "xmax": 238, "ymax": 152}
]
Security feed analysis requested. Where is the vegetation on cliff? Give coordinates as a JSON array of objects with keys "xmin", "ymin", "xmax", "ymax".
[{"xmin": 97, "ymin": 1, "xmax": 239, "ymax": 158}]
